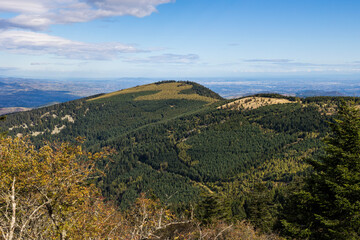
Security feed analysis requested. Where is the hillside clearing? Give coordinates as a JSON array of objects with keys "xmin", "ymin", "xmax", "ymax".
[{"xmin": 218, "ymin": 97, "xmax": 294, "ymax": 110}]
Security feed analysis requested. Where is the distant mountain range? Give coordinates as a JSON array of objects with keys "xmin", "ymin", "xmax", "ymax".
[
  {"xmin": 1, "ymin": 76, "xmax": 360, "ymax": 114},
  {"xmin": 0, "ymin": 78, "xmax": 79, "ymax": 108},
  {"xmin": 295, "ymin": 90, "xmax": 345, "ymax": 97}
]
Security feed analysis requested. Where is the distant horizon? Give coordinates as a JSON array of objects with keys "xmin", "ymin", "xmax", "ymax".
[
  {"xmin": 1, "ymin": 72, "xmax": 360, "ymax": 82},
  {"xmin": 1, "ymin": 75, "xmax": 360, "ymax": 106}
]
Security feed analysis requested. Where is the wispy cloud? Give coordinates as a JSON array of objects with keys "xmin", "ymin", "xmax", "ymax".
[
  {"xmin": 30, "ymin": 62, "xmax": 51, "ymax": 66},
  {"xmin": 244, "ymin": 59, "xmax": 293, "ymax": 63},
  {"xmin": 0, "ymin": 67, "xmax": 17, "ymax": 71},
  {"xmin": 125, "ymin": 53, "xmax": 199, "ymax": 64},
  {"xmin": 30, "ymin": 62, "xmax": 82, "ymax": 66},
  {"xmin": 271, "ymin": 61, "xmax": 360, "ymax": 68},
  {"xmin": 241, "ymin": 58, "xmax": 360, "ymax": 73},
  {"xmin": 0, "ymin": 0, "xmax": 174, "ymax": 30},
  {"xmin": 0, "ymin": 30, "xmax": 145, "ymax": 60}
]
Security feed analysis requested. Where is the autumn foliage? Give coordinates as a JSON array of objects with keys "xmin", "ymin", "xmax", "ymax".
[{"xmin": 0, "ymin": 136, "xmax": 122, "ymax": 239}]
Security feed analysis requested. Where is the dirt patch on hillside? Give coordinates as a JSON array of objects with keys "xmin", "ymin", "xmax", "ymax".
[
  {"xmin": 51, "ymin": 125, "xmax": 66, "ymax": 135},
  {"xmin": 61, "ymin": 115, "xmax": 75, "ymax": 123}
]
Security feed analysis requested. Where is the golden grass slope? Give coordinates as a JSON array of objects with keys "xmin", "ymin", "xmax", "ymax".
[
  {"xmin": 218, "ymin": 97, "xmax": 294, "ymax": 110},
  {"xmin": 88, "ymin": 82, "xmax": 218, "ymax": 103}
]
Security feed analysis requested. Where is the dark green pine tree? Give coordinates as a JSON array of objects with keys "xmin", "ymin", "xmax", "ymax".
[
  {"xmin": 281, "ymin": 102, "xmax": 360, "ymax": 239},
  {"xmin": 244, "ymin": 182, "xmax": 276, "ymax": 233},
  {"xmin": 195, "ymin": 192, "xmax": 232, "ymax": 225},
  {"xmin": 0, "ymin": 115, "xmax": 6, "ymax": 137}
]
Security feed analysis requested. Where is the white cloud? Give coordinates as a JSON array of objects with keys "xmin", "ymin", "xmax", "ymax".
[
  {"xmin": 125, "ymin": 54, "xmax": 199, "ymax": 64},
  {"xmin": 0, "ymin": 0, "xmax": 48, "ymax": 14},
  {"xmin": 0, "ymin": 30, "xmax": 144, "ymax": 60},
  {"xmin": 0, "ymin": 0, "xmax": 174, "ymax": 30},
  {"xmin": 0, "ymin": 1, "xmax": 185, "ymax": 62}
]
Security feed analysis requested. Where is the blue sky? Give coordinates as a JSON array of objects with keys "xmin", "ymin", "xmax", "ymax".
[{"xmin": 0, "ymin": 0, "xmax": 359, "ymax": 79}]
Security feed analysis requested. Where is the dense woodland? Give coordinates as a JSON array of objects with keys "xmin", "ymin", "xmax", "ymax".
[{"xmin": 1, "ymin": 81, "xmax": 360, "ymax": 239}]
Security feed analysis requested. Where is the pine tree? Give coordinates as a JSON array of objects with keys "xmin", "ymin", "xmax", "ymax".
[
  {"xmin": 0, "ymin": 115, "xmax": 6, "ymax": 137},
  {"xmin": 244, "ymin": 183, "xmax": 276, "ymax": 233},
  {"xmin": 281, "ymin": 102, "xmax": 360, "ymax": 239},
  {"xmin": 196, "ymin": 192, "xmax": 232, "ymax": 225}
]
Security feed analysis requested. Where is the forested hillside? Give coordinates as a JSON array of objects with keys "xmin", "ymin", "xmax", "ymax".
[{"xmin": 1, "ymin": 81, "xmax": 360, "ymax": 238}]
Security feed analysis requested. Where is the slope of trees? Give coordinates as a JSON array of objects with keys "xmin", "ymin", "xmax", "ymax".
[
  {"xmin": 0, "ymin": 136, "xmax": 283, "ymax": 239},
  {"xmin": 0, "ymin": 90, "xmax": 333, "ymax": 207}
]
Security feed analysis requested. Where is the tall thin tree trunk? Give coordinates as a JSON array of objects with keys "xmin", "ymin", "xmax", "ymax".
[{"xmin": 9, "ymin": 177, "xmax": 16, "ymax": 240}]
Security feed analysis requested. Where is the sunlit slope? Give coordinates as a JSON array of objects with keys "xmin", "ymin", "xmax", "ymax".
[
  {"xmin": 88, "ymin": 81, "xmax": 221, "ymax": 103},
  {"xmin": 218, "ymin": 97, "xmax": 295, "ymax": 110}
]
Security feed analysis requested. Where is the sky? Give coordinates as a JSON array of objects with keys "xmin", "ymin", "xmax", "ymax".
[{"xmin": 0, "ymin": 0, "xmax": 359, "ymax": 79}]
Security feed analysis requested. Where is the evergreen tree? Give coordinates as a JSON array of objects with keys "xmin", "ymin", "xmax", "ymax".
[
  {"xmin": 281, "ymin": 102, "xmax": 360, "ymax": 239},
  {"xmin": 195, "ymin": 192, "xmax": 232, "ymax": 225},
  {"xmin": 0, "ymin": 115, "xmax": 6, "ymax": 137},
  {"xmin": 244, "ymin": 183, "xmax": 276, "ymax": 233}
]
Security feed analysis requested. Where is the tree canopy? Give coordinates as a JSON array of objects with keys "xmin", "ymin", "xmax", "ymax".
[{"xmin": 281, "ymin": 102, "xmax": 360, "ymax": 239}]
